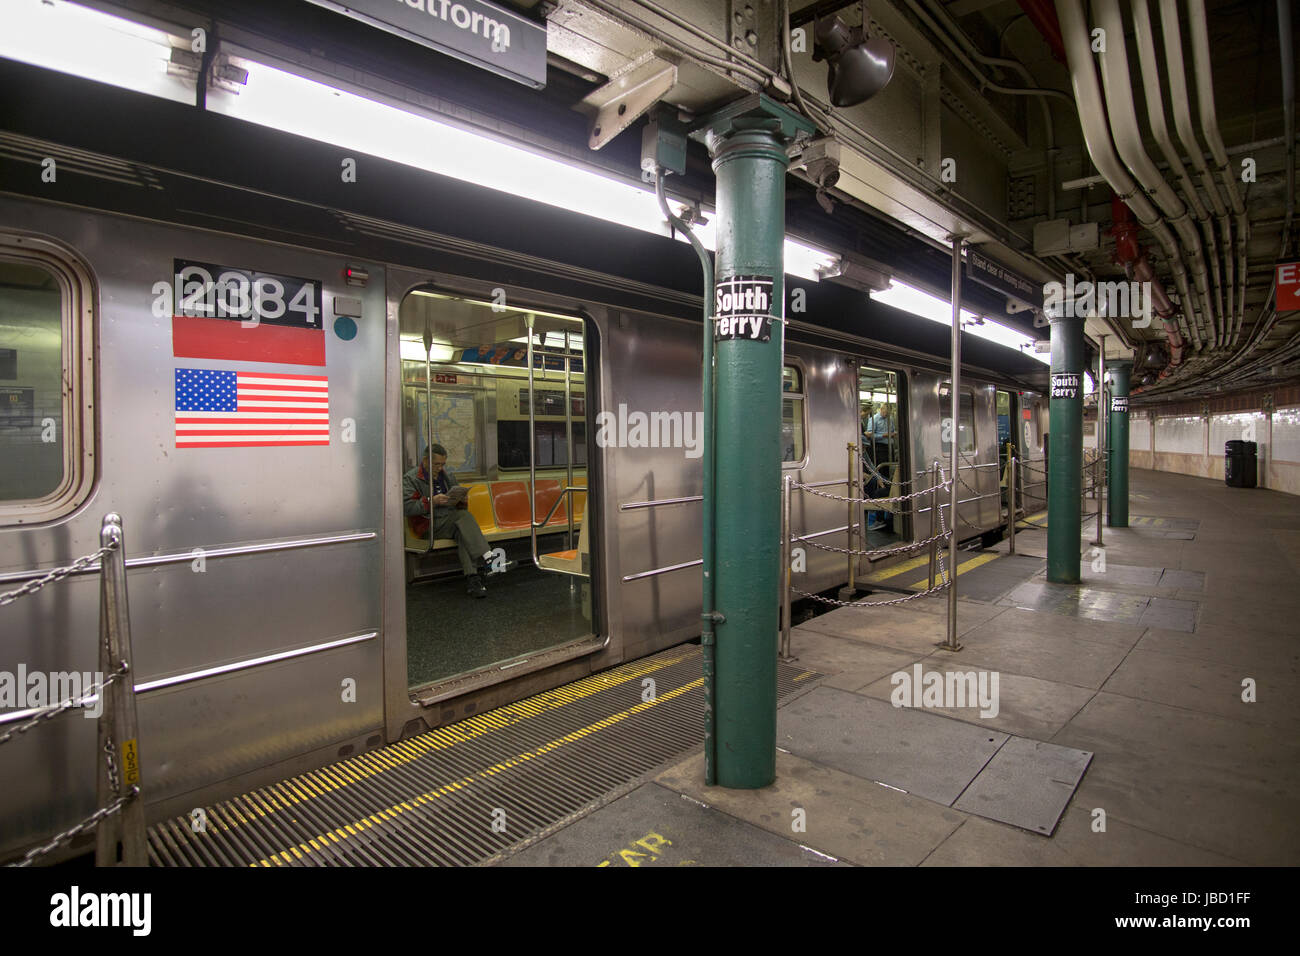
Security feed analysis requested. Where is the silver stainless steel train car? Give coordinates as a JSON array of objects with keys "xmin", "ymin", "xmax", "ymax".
[{"xmin": 0, "ymin": 188, "xmax": 1047, "ymax": 861}]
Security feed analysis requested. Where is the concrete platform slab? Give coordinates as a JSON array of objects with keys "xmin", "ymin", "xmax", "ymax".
[
  {"xmin": 955, "ymin": 616, "xmax": 1133, "ymax": 689},
  {"xmin": 922, "ymin": 805, "xmax": 1243, "ymax": 866},
  {"xmin": 796, "ymin": 603, "xmax": 990, "ymax": 653},
  {"xmin": 777, "ymin": 686, "xmax": 1008, "ymax": 805},
  {"xmin": 500, "ymin": 783, "xmax": 846, "ymax": 867},
  {"xmin": 784, "ymin": 627, "xmax": 924, "ymax": 692},
  {"xmin": 656, "ymin": 750, "xmax": 966, "ymax": 866},
  {"xmin": 1101, "ymin": 647, "xmax": 1300, "ymax": 730},
  {"xmin": 1134, "ymin": 623, "xmax": 1300, "ymax": 675},
  {"xmin": 1052, "ymin": 693, "xmax": 1300, "ymax": 865},
  {"xmin": 952, "ymin": 736, "xmax": 1092, "ymax": 835},
  {"xmin": 856, "ymin": 661, "xmax": 1095, "ymax": 740}
]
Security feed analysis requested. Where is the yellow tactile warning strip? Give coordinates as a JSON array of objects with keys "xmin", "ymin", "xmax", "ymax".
[
  {"xmin": 903, "ymin": 551, "xmax": 1001, "ymax": 590},
  {"xmin": 147, "ymin": 646, "xmax": 817, "ymax": 867}
]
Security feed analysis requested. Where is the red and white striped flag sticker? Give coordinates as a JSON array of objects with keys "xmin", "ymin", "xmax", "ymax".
[{"xmin": 174, "ymin": 368, "xmax": 329, "ymax": 447}]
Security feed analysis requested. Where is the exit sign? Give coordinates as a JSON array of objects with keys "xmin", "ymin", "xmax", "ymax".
[{"xmin": 1277, "ymin": 262, "xmax": 1300, "ymax": 310}]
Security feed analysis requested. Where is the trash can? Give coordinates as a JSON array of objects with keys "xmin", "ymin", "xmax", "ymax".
[{"xmin": 1224, "ymin": 440, "xmax": 1257, "ymax": 488}]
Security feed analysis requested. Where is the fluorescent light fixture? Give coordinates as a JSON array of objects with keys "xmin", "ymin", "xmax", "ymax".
[
  {"xmin": 0, "ymin": 0, "xmax": 194, "ymax": 103},
  {"xmin": 206, "ymin": 57, "xmax": 838, "ymax": 282},
  {"xmin": 399, "ymin": 340, "xmax": 456, "ymax": 362},
  {"xmin": 872, "ymin": 280, "xmax": 1050, "ymax": 365}
]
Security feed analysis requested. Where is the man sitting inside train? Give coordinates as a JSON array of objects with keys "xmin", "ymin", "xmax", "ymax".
[{"xmin": 403, "ymin": 444, "xmax": 501, "ymax": 598}]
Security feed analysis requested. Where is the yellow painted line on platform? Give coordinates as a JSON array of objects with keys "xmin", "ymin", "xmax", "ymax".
[
  {"xmin": 252, "ymin": 676, "xmax": 707, "ymax": 866},
  {"xmin": 861, "ymin": 553, "xmax": 933, "ymax": 583},
  {"xmin": 905, "ymin": 551, "xmax": 1001, "ymax": 590},
  {"xmin": 185, "ymin": 648, "xmax": 701, "ymax": 837}
]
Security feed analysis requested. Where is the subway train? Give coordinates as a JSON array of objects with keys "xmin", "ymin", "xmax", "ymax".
[{"xmin": 0, "ymin": 132, "xmax": 1049, "ymax": 861}]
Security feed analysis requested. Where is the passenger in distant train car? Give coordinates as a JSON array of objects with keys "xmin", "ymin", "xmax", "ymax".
[
  {"xmin": 863, "ymin": 403, "xmax": 897, "ymax": 533},
  {"xmin": 403, "ymin": 444, "xmax": 500, "ymax": 598}
]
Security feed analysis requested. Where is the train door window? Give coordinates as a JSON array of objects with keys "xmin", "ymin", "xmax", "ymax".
[
  {"xmin": 782, "ymin": 365, "xmax": 805, "ymax": 464},
  {"xmin": 0, "ymin": 241, "xmax": 94, "ymax": 525},
  {"xmin": 398, "ymin": 290, "xmax": 593, "ymax": 692},
  {"xmin": 996, "ymin": 390, "xmax": 1012, "ymax": 469},
  {"xmin": 939, "ymin": 384, "xmax": 977, "ymax": 456},
  {"xmin": 859, "ymin": 366, "xmax": 903, "ymax": 542}
]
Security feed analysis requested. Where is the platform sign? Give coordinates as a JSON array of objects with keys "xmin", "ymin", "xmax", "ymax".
[
  {"xmin": 966, "ymin": 248, "xmax": 1044, "ymax": 310},
  {"xmin": 304, "ymin": 0, "xmax": 547, "ymax": 89},
  {"xmin": 1050, "ymin": 372, "xmax": 1080, "ymax": 400},
  {"xmin": 1276, "ymin": 262, "xmax": 1300, "ymax": 311},
  {"xmin": 1111, "ymin": 395, "xmax": 1128, "ymax": 414},
  {"xmin": 714, "ymin": 275, "xmax": 775, "ymax": 342}
]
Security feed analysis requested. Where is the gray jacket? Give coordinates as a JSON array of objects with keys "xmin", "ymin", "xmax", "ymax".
[{"xmin": 402, "ymin": 465, "xmax": 463, "ymax": 519}]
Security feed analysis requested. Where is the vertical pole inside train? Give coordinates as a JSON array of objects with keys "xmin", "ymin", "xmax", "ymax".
[
  {"xmin": 1107, "ymin": 360, "xmax": 1132, "ymax": 527},
  {"xmin": 700, "ymin": 97, "xmax": 813, "ymax": 789},
  {"xmin": 1047, "ymin": 311, "xmax": 1085, "ymax": 583}
]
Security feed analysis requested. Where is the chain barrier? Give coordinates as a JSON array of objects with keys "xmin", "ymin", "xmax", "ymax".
[
  {"xmin": 796, "ymin": 529, "xmax": 949, "ymax": 558},
  {"xmin": 1, "ymin": 516, "xmax": 144, "ymax": 867},
  {"xmin": 7, "ymin": 789, "xmax": 138, "ymax": 868},
  {"xmin": 0, "ymin": 663, "xmax": 127, "ymax": 747},
  {"xmin": 0, "ymin": 543, "xmax": 118, "ymax": 607},
  {"xmin": 792, "ymin": 477, "xmax": 951, "ymax": 506},
  {"xmin": 791, "ymin": 462, "xmax": 953, "ymax": 610}
]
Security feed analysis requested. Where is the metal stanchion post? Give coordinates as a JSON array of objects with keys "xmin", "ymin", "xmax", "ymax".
[
  {"xmin": 96, "ymin": 513, "xmax": 146, "ymax": 867},
  {"xmin": 944, "ymin": 235, "xmax": 964, "ymax": 652},
  {"xmin": 781, "ymin": 475, "xmax": 793, "ymax": 660},
  {"xmin": 840, "ymin": 442, "xmax": 857, "ymax": 601},
  {"xmin": 927, "ymin": 461, "xmax": 939, "ymax": 589},
  {"xmin": 1009, "ymin": 455, "xmax": 1018, "ymax": 555}
]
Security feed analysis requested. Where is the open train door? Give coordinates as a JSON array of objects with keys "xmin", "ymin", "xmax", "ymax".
[{"xmin": 393, "ymin": 288, "xmax": 598, "ymax": 701}]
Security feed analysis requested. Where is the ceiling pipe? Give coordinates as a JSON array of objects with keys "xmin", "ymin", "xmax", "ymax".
[
  {"xmin": 1054, "ymin": 0, "xmax": 1194, "ymax": 376},
  {"xmin": 1187, "ymin": 0, "xmax": 1251, "ymax": 347},
  {"xmin": 1095, "ymin": 0, "xmax": 1210, "ymax": 351},
  {"xmin": 1131, "ymin": 0, "xmax": 1225, "ymax": 347},
  {"xmin": 1157, "ymin": 0, "xmax": 1235, "ymax": 341},
  {"xmin": 1277, "ymin": 0, "xmax": 1296, "ymax": 265}
]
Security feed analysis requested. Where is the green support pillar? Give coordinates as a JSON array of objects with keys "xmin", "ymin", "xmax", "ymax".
[
  {"xmin": 1047, "ymin": 314, "xmax": 1084, "ymax": 583},
  {"xmin": 698, "ymin": 95, "xmax": 813, "ymax": 789},
  {"xmin": 1107, "ymin": 361, "xmax": 1132, "ymax": 527}
]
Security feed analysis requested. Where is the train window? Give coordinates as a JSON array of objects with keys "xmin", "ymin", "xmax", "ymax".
[
  {"xmin": 0, "ymin": 240, "xmax": 95, "ymax": 524},
  {"xmin": 782, "ymin": 365, "xmax": 805, "ymax": 463},
  {"xmin": 939, "ymin": 385, "xmax": 977, "ymax": 456}
]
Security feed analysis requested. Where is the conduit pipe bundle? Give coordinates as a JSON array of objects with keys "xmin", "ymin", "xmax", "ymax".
[
  {"xmin": 1054, "ymin": 0, "xmax": 1193, "ymax": 375},
  {"xmin": 1131, "ymin": 0, "xmax": 1226, "ymax": 346},
  {"xmin": 1095, "ymin": 0, "xmax": 1212, "ymax": 351},
  {"xmin": 1186, "ymin": 0, "xmax": 1250, "ymax": 346}
]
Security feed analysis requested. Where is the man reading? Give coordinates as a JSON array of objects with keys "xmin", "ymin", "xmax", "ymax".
[{"xmin": 403, "ymin": 444, "xmax": 501, "ymax": 598}]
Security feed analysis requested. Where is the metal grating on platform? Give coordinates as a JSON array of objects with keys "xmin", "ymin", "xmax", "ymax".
[{"xmin": 146, "ymin": 646, "xmax": 818, "ymax": 866}]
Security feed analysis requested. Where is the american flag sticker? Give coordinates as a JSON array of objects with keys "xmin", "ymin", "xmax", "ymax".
[{"xmin": 175, "ymin": 368, "xmax": 330, "ymax": 447}]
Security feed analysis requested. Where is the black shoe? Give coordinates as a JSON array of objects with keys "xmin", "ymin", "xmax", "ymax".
[{"xmin": 466, "ymin": 574, "xmax": 487, "ymax": 598}]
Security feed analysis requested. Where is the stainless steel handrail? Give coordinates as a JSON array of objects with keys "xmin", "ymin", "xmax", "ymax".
[
  {"xmin": 622, "ymin": 558, "xmax": 703, "ymax": 582},
  {"xmin": 619, "ymin": 494, "xmax": 704, "ymax": 510},
  {"xmin": 0, "ymin": 531, "xmax": 378, "ymax": 585}
]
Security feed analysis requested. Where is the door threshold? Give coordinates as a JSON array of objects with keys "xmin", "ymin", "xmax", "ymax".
[{"xmin": 410, "ymin": 634, "xmax": 608, "ymax": 707}]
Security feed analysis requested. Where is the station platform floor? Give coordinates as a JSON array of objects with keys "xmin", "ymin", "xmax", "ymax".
[{"xmin": 496, "ymin": 468, "xmax": 1300, "ymax": 867}]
